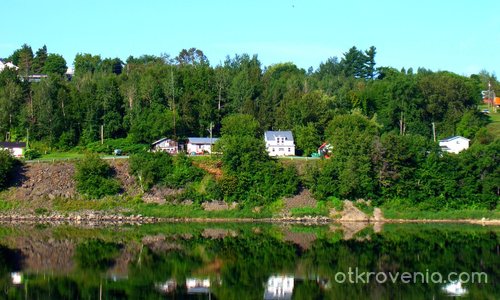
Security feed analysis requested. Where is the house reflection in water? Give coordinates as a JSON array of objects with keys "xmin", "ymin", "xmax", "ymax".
[
  {"xmin": 186, "ymin": 278, "xmax": 211, "ymax": 294},
  {"xmin": 264, "ymin": 275, "xmax": 294, "ymax": 300},
  {"xmin": 442, "ymin": 281, "xmax": 468, "ymax": 297},
  {"xmin": 11, "ymin": 272, "xmax": 22, "ymax": 285},
  {"xmin": 155, "ymin": 279, "xmax": 177, "ymax": 294}
]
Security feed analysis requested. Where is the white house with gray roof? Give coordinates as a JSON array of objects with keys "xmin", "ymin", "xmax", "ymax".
[
  {"xmin": 439, "ymin": 136, "xmax": 470, "ymax": 154},
  {"xmin": 264, "ymin": 131, "xmax": 295, "ymax": 156},
  {"xmin": 187, "ymin": 137, "xmax": 219, "ymax": 154}
]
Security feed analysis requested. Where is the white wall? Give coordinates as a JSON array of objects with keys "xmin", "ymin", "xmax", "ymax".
[
  {"xmin": 267, "ymin": 146, "xmax": 295, "ymax": 156},
  {"xmin": 439, "ymin": 138, "xmax": 469, "ymax": 154},
  {"xmin": 187, "ymin": 143, "xmax": 213, "ymax": 154}
]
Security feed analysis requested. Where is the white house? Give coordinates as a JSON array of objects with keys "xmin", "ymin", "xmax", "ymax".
[
  {"xmin": 0, "ymin": 60, "xmax": 19, "ymax": 72},
  {"xmin": 0, "ymin": 142, "xmax": 26, "ymax": 158},
  {"xmin": 151, "ymin": 138, "xmax": 179, "ymax": 154},
  {"xmin": 187, "ymin": 137, "xmax": 219, "ymax": 155},
  {"xmin": 264, "ymin": 275, "xmax": 294, "ymax": 300},
  {"xmin": 439, "ymin": 136, "xmax": 470, "ymax": 154},
  {"xmin": 264, "ymin": 131, "xmax": 295, "ymax": 157}
]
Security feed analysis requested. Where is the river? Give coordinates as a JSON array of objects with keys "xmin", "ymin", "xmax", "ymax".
[{"xmin": 0, "ymin": 222, "xmax": 498, "ymax": 299}]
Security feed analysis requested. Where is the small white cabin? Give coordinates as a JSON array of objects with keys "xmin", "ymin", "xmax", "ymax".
[
  {"xmin": 439, "ymin": 136, "xmax": 470, "ymax": 154},
  {"xmin": 187, "ymin": 137, "xmax": 219, "ymax": 155}
]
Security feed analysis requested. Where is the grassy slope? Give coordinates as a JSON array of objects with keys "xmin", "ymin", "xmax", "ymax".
[{"xmin": 479, "ymin": 104, "xmax": 500, "ymax": 137}]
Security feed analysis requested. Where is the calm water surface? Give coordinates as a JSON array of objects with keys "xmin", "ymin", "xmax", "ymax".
[{"xmin": 0, "ymin": 222, "xmax": 498, "ymax": 299}]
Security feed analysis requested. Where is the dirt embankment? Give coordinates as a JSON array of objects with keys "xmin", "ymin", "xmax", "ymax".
[{"xmin": 5, "ymin": 160, "xmax": 140, "ymax": 201}]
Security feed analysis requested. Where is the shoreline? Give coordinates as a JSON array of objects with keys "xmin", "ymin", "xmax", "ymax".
[{"xmin": 0, "ymin": 213, "xmax": 499, "ymax": 226}]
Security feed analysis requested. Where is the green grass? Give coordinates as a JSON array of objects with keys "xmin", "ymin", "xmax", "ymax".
[
  {"xmin": 51, "ymin": 196, "xmax": 274, "ymax": 219},
  {"xmin": 382, "ymin": 208, "xmax": 500, "ymax": 220},
  {"xmin": 290, "ymin": 202, "xmax": 329, "ymax": 217},
  {"xmin": 37, "ymin": 152, "xmax": 84, "ymax": 160},
  {"xmin": 353, "ymin": 201, "xmax": 374, "ymax": 216},
  {"xmin": 479, "ymin": 104, "xmax": 500, "ymax": 138}
]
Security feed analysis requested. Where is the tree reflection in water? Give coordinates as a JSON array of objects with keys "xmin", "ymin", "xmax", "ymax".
[{"xmin": 0, "ymin": 223, "xmax": 497, "ymax": 299}]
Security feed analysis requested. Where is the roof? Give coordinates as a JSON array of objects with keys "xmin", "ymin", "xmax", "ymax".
[
  {"xmin": 264, "ymin": 131, "xmax": 294, "ymax": 142},
  {"xmin": 188, "ymin": 137, "xmax": 219, "ymax": 144},
  {"xmin": 438, "ymin": 136, "xmax": 470, "ymax": 143},
  {"xmin": 152, "ymin": 137, "xmax": 174, "ymax": 145},
  {"xmin": 0, "ymin": 142, "xmax": 26, "ymax": 148}
]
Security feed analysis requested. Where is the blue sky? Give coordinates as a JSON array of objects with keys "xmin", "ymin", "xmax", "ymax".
[{"xmin": 2, "ymin": 0, "xmax": 499, "ymax": 75}]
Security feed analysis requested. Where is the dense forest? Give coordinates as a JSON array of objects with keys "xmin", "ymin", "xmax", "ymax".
[
  {"xmin": 1, "ymin": 44, "xmax": 496, "ymax": 147},
  {"xmin": 0, "ymin": 44, "xmax": 498, "ymax": 209}
]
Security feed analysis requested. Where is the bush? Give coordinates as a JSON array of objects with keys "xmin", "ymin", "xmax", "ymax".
[
  {"xmin": 75, "ymin": 240, "xmax": 121, "ymax": 271},
  {"xmin": 129, "ymin": 151, "xmax": 204, "ymax": 192},
  {"xmin": 0, "ymin": 150, "xmax": 21, "ymax": 190},
  {"xmin": 86, "ymin": 138, "xmax": 149, "ymax": 155},
  {"xmin": 24, "ymin": 149, "xmax": 41, "ymax": 160},
  {"xmin": 74, "ymin": 153, "xmax": 121, "ymax": 198},
  {"xmin": 166, "ymin": 153, "xmax": 205, "ymax": 188},
  {"xmin": 129, "ymin": 151, "xmax": 174, "ymax": 191}
]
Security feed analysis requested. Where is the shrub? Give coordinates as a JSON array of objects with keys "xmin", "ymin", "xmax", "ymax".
[
  {"xmin": 129, "ymin": 151, "xmax": 204, "ymax": 192},
  {"xmin": 129, "ymin": 151, "xmax": 173, "ymax": 191},
  {"xmin": 75, "ymin": 240, "xmax": 121, "ymax": 271},
  {"xmin": 166, "ymin": 153, "xmax": 205, "ymax": 188},
  {"xmin": 0, "ymin": 150, "xmax": 21, "ymax": 190},
  {"xmin": 86, "ymin": 138, "xmax": 149, "ymax": 155},
  {"xmin": 74, "ymin": 153, "xmax": 121, "ymax": 198},
  {"xmin": 24, "ymin": 149, "xmax": 41, "ymax": 160}
]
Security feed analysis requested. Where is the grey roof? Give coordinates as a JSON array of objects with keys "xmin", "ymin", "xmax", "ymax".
[
  {"xmin": 439, "ymin": 136, "xmax": 470, "ymax": 143},
  {"xmin": 188, "ymin": 137, "xmax": 219, "ymax": 144},
  {"xmin": 0, "ymin": 142, "xmax": 26, "ymax": 148},
  {"xmin": 264, "ymin": 131, "xmax": 294, "ymax": 142}
]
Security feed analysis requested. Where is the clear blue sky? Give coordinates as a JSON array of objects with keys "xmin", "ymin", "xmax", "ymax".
[{"xmin": 2, "ymin": 0, "xmax": 499, "ymax": 76}]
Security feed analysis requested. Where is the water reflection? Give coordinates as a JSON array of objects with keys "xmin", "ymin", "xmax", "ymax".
[
  {"xmin": 264, "ymin": 275, "xmax": 294, "ymax": 299},
  {"xmin": 0, "ymin": 222, "xmax": 497, "ymax": 299}
]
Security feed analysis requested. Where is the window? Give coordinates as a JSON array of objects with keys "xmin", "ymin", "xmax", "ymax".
[
  {"xmin": 278, "ymin": 148, "xmax": 284, "ymax": 151},
  {"xmin": 288, "ymin": 148, "xmax": 291, "ymax": 152},
  {"xmin": 272, "ymin": 148, "xmax": 275, "ymax": 152}
]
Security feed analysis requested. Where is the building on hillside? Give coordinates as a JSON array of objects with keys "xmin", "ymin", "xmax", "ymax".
[
  {"xmin": 0, "ymin": 60, "xmax": 19, "ymax": 72},
  {"xmin": 187, "ymin": 137, "xmax": 219, "ymax": 155},
  {"xmin": 0, "ymin": 142, "xmax": 26, "ymax": 158},
  {"xmin": 20, "ymin": 74, "xmax": 48, "ymax": 83},
  {"xmin": 151, "ymin": 138, "xmax": 179, "ymax": 154},
  {"xmin": 65, "ymin": 67, "xmax": 74, "ymax": 80},
  {"xmin": 264, "ymin": 131, "xmax": 295, "ymax": 156},
  {"xmin": 439, "ymin": 136, "xmax": 470, "ymax": 154}
]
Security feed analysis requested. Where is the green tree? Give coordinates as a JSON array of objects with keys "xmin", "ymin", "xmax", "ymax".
[
  {"xmin": 74, "ymin": 153, "xmax": 121, "ymax": 198},
  {"xmin": 217, "ymin": 114, "xmax": 298, "ymax": 205},
  {"xmin": 294, "ymin": 123, "xmax": 321, "ymax": 156},
  {"xmin": 314, "ymin": 113, "xmax": 379, "ymax": 199},
  {"xmin": 74, "ymin": 53, "xmax": 102, "ymax": 76},
  {"xmin": 32, "ymin": 45, "xmax": 48, "ymax": 73},
  {"xmin": 43, "ymin": 53, "xmax": 67, "ymax": 75}
]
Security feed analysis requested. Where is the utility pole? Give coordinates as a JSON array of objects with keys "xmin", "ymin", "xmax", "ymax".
[
  {"xmin": 100, "ymin": 125, "xmax": 104, "ymax": 145},
  {"xmin": 432, "ymin": 122, "xmax": 436, "ymax": 142},
  {"xmin": 208, "ymin": 121, "xmax": 213, "ymax": 157}
]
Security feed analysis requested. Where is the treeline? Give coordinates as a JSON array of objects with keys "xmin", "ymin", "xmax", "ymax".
[
  {"xmin": 1, "ymin": 44, "xmax": 498, "ymax": 208},
  {"xmin": 306, "ymin": 114, "xmax": 499, "ymax": 210},
  {"xmin": 0, "ymin": 44, "xmax": 496, "ymax": 153}
]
